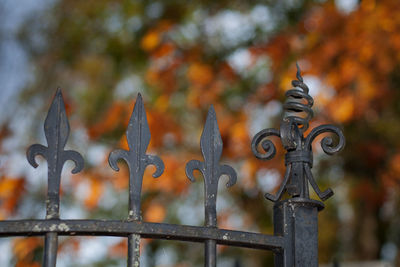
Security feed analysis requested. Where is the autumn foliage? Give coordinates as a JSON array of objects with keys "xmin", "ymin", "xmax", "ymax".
[{"xmin": 2, "ymin": 0, "xmax": 400, "ymax": 266}]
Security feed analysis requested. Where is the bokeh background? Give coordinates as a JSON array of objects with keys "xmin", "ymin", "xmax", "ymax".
[{"xmin": 1, "ymin": 0, "xmax": 400, "ymax": 266}]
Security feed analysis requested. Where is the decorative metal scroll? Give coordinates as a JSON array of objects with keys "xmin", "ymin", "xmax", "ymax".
[
  {"xmin": 251, "ymin": 64, "xmax": 345, "ymax": 202},
  {"xmin": 26, "ymin": 89, "xmax": 84, "ymax": 267}
]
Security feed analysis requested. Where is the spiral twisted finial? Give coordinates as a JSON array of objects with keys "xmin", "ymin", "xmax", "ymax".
[
  {"xmin": 283, "ymin": 63, "xmax": 314, "ymax": 133},
  {"xmin": 251, "ymin": 62, "xmax": 345, "ymax": 203}
]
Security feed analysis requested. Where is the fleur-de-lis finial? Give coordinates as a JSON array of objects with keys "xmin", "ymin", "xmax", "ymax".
[
  {"xmin": 108, "ymin": 93, "xmax": 164, "ymax": 221},
  {"xmin": 26, "ymin": 88, "xmax": 84, "ymax": 267},
  {"xmin": 186, "ymin": 106, "xmax": 237, "ymax": 267},
  {"xmin": 108, "ymin": 93, "xmax": 164, "ymax": 267},
  {"xmin": 185, "ymin": 105, "xmax": 237, "ymax": 227},
  {"xmin": 27, "ymin": 88, "xmax": 84, "ymax": 219}
]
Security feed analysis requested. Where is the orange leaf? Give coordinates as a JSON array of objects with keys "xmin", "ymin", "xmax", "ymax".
[
  {"xmin": 13, "ymin": 237, "xmax": 41, "ymax": 263},
  {"xmin": 109, "ymin": 240, "xmax": 127, "ymax": 257},
  {"xmin": 144, "ymin": 202, "xmax": 166, "ymax": 222},
  {"xmin": 187, "ymin": 63, "xmax": 214, "ymax": 86},
  {"xmin": 84, "ymin": 178, "xmax": 104, "ymax": 210},
  {"xmin": 0, "ymin": 177, "xmax": 25, "ymax": 217}
]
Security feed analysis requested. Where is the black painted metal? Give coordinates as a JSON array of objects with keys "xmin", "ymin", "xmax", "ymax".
[
  {"xmin": 109, "ymin": 93, "xmax": 164, "ymax": 267},
  {"xmin": 26, "ymin": 89, "xmax": 84, "ymax": 267},
  {"xmin": 0, "ymin": 64, "xmax": 345, "ymax": 267},
  {"xmin": 186, "ymin": 105, "xmax": 237, "ymax": 267},
  {"xmin": 251, "ymin": 64, "xmax": 345, "ymax": 203},
  {"xmin": 251, "ymin": 64, "xmax": 345, "ymax": 266},
  {"xmin": 273, "ymin": 198, "xmax": 324, "ymax": 266},
  {"xmin": 0, "ymin": 220, "xmax": 283, "ymax": 250}
]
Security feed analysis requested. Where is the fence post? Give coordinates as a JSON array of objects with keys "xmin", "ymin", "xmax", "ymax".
[
  {"xmin": 251, "ymin": 64, "xmax": 345, "ymax": 267},
  {"xmin": 273, "ymin": 198, "xmax": 323, "ymax": 267}
]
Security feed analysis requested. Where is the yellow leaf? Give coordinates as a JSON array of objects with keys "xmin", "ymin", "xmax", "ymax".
[
  {"xmin": 141, "ymin": 31, "xmax": 160, "ymax": 52},
  {"xmin": 330, "ymin": 95, "xmax": 354, "ymax": 123}
]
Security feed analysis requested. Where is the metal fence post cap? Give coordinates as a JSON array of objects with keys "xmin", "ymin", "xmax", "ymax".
[{"xmin": 274, "ymin": 197, "xmax": 325, "ymax": 212}]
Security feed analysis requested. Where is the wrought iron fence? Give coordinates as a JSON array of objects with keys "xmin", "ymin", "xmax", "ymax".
[{"xmin": 0, "ymin": 64, "xmax": 345, "ymax": 267}]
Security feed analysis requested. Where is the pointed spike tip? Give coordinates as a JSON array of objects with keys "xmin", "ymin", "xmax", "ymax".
[
  {"xmin": 209, "ymin": 104, "xmax": 215, "ymax": 112},
  {"xmin": 207, "ymin": 105, "xmax": 217, "ymax": 119},
  {"xmin": 55, "ymin": 87, "xmax": 63, "ymax": 97},
  {"xmin": 295, "ymin": 62, "xmax": 303, "ymax": 82},
  {"xmin": 202, "ymin": 105, "xmax": 220, "ymax": 140},
  {"xmin": 133, "ymin": 92, "xmax": 144, "ymax": 110},
  {"xmin": 202, "ymin": 105, "xmax": 218, "ymax": 132},
  {"xmin": 53, "ymin": 88, "xmax": 65, "ymax": 107},
  {"xmin": 50, "ymin": 87, "xmax": 65, "ymax": 109}
]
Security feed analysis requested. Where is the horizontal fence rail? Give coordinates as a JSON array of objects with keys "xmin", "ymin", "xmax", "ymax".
[
  {"xmin": 0, "ymin": 64, "xmax": 345, "ymax": 267},
  {"xmin": 0, "ymin": 220, "xmax": 284, "ymax": 251}
]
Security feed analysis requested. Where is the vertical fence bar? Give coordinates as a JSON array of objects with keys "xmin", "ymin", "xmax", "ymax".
[
  {"xmin": 27, "ymin": 89, "xmax": 84, "ymax": 267},
  {"xmin": 186, "ymin": 106, "xmax": 237, "ymax": 267},
  {"xmin": 109, "ymin": 94, "xmax": 164, "ymax": 267},
  {"xmin": 204, "ymin": 240, "xmax": 217, "ymax": 267},
  {"xmin": 204, "ymin": 182, "xmax": 218, "ymax": 267},
  {"xmin": 127, "ymin": 233, "xmax": 141, "ymax": 267},
  {"xmin": 43, "ymin": 232, "xmax": 58, "ymax": 267}
]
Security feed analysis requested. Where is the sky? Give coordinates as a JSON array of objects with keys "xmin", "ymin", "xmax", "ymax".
[{"xmin": 0, "ymin": 0, "xmax": 57, "ymax": 125}]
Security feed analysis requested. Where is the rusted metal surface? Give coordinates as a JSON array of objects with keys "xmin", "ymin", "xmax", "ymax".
[{"xmin": 0, "ymin": 64, "xmax": 345, "ymax": 266}]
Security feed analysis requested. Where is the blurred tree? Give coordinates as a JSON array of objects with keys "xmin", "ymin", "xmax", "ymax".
[{"xmin": 1, "ymin": 0, "xmax": 400, "ymax": 266}]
